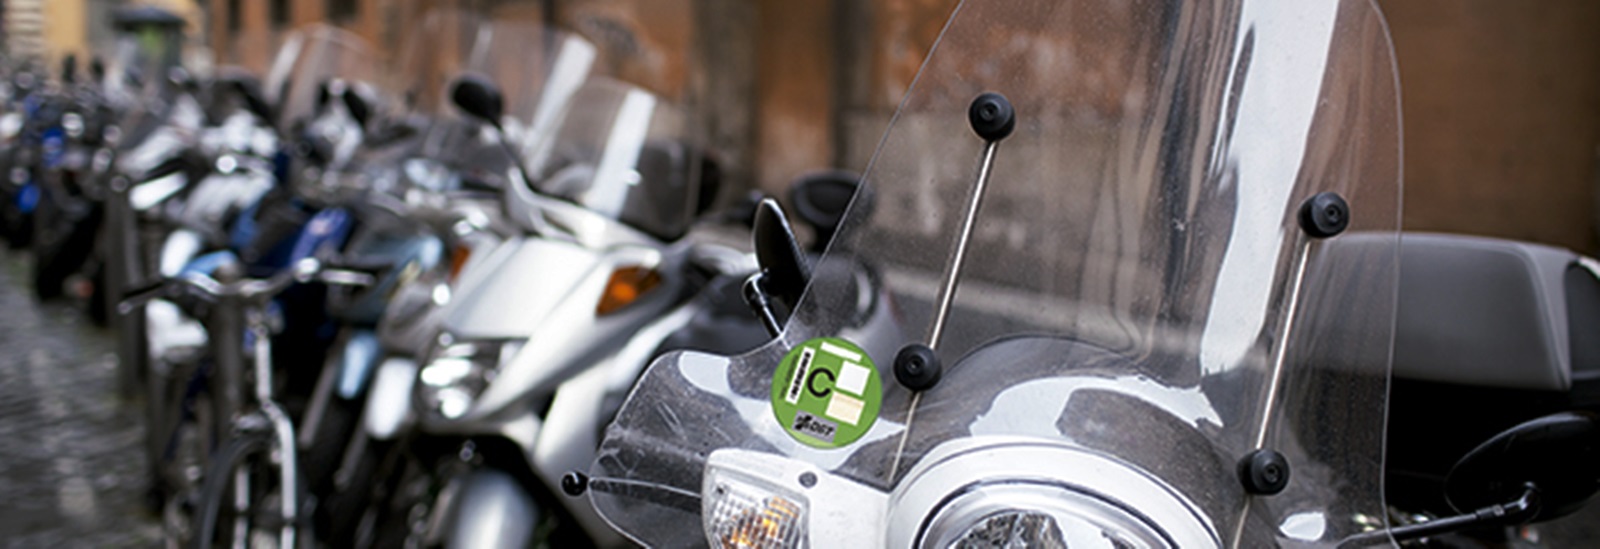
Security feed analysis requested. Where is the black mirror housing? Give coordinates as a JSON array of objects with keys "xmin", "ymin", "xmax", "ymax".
[
  {"xmin": 342, "ymin": 86, "xmax": 372, "ymax": 129},
  {"xmin": 752, "ymin": 198, "xmax": 810, "ymax": 308},
  {"xmin": 1446, "ymin": 411, "xmax": 1600, "ymax": 523},
  {"xmin": 449, "ymin": 74, "xmax": 505, "ymax": 127}
]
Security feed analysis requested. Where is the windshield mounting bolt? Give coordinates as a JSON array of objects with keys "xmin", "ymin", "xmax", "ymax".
[
  {"xmin": 893, "ymin": 343, "xmax": 942, "ymax": 391},
  {"xmin": 561, "ymin": 471, "xmax": 589, "ymax": 497},
  {"xmin": 1299, "ymin": 192, "xmax": 1349, "ymax": 238},
  {"xmin": 968, "ymin": 92, "xmax": 1016, "ymax": 142},
  {"xmin": 1239, "ymin": 449, "xmax": 1291, "ymax": 495}
]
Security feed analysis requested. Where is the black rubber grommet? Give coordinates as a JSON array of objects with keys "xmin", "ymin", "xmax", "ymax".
[
  {"xmin": 561, "ymin": 471, "xmax": 589, "ymax": 497},
  {"xmin": 893, "ymin": 343, "xmax": 942, "ymax": 391},
  {"xmin": 1298, "ymin": 192, "xmax": 1349, "ymax": 238},
  {"xmin": 1238, "ymin": 449, "xmax": 1291, "ymax": 495},
  {"xmin": 968, "ymin": 92, "xmax": 1016, "ymax": 142}
]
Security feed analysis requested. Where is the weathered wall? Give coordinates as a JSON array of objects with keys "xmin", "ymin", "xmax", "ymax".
[
  {"xmin": 202, "ymin": 0, "xmax": 1600, "ymax": 251},
  {"xmin": 40, "ymin": 0, "xmax": 89, "ymax": 63},
  {"xmin": 1378, "ymin": 0, "xmax": 1600, "ymax": 253}
]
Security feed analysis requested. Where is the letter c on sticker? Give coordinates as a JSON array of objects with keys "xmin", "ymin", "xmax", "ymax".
[{"xmin": 807, "ymin": 368, "xmax": 834, "ymax": 398}]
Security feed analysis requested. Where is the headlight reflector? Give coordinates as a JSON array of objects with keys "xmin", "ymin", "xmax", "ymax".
[{"xmin": 415, "ymin": 339, "xmax": 519, "ymax": 419}]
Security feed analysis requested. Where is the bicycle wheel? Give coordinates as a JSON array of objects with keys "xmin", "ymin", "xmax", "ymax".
[{"xmin": 190, "ymin": 432, "xmax": 311, "ymax": 549}]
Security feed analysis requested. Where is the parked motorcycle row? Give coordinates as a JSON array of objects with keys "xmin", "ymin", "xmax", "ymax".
[{"xmin": 4, "ymin": 0, "xmax": 1599, "ymax": 547}]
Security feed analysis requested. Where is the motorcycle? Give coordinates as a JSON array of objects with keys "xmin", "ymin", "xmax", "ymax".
[
  {"xmin": 31, "ymin": 5, "xmax": 188, "ymax": 303},
  {"xmin": 131, "ymin": 23, "xmax": 390, "ymax": 517},
  {"xmin": 351, "ymin": 19, "xmax": 761, "ymax": 540},
  {"xmin": 0, "ymin": 56, "xmax": 79, "ymax": 249},
  {"xmin": 580, "ymin": 0, "xmax": 1597, "ymax": 547}
]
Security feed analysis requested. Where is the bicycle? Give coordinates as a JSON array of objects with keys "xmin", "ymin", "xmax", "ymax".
[{"xmin": 122, "ymin": 256, "xmax": 373, "ymax": 548}]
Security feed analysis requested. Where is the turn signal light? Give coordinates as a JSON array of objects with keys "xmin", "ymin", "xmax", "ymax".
[
  {"xmin": 448, "ymin": 246, "xmax": 473, "ymax": 281},
  {"xmin": 596, "ymin": 265, "xmax": 662, "ymax": 315},
  {"xmin": 704, "ymin": 464, "xmax": 808, "ymax": 549}
]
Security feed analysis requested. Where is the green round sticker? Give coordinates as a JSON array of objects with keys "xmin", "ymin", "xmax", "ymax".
[{"xmin": 770, "ymin": 337, "xmax": 882, "ymax": 448}]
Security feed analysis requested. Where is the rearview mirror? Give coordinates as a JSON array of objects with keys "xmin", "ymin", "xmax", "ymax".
[
  {"xmin": 228, "ymin": 76, "xmax": 274, "ymax": 123},
  {"xmin": 342, "ymin": 87, "xmax": 371, "ymax": 129},
  {"xmin": 450, "ymin": 74, "xmax": 505, "ymax": 127},
  {"xmin": 752, "ymin": 198, "xmax": 809, "ymax": 308},
  {"xmin": 1446, "ymin": 411, "xmax": 1600, "ymax": 523}
]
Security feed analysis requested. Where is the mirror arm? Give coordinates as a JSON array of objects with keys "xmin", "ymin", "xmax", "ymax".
[
  {"xmin": 1340, "ymin": 483, "xmax": 1541, "ymax": 548},
  {"xmin": 742, "ymin": 273, "xmax": 784, "ymax": 338}
]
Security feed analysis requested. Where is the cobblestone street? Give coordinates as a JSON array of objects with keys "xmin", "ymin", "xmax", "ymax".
[{"xmin": 0, "ymin": 252, "xmax": 161, "ymax": 547}]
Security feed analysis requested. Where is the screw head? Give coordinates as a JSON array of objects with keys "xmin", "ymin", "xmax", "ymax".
[
  {"xmin": 561, "ymin": 471, "xmax": 589, "ymax": 497},
  {"xmin": 967, "ymin": 92, "xmax": 1016, "ymax": 142},
  {"xmin": 1238, "ymin": 449, "xmax": 1291, "ymax": 495},
  {"xmin": 893, "ymin": 343, "xmax": 942, "ymax": 391},
  {"xmin": 1298, "ymin": 192, "xmax": 1350, "ymax": 238}
]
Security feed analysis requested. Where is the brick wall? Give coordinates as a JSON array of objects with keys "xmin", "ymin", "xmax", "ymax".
[{"xmin": 204, "ymin": 0, "xmax": 1600, "ymax": 252}]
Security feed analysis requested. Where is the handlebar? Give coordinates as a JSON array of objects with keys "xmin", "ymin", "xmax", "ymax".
[{"xmin": 117, "ymin": 257, "xmax": 376, "ymax": 315}]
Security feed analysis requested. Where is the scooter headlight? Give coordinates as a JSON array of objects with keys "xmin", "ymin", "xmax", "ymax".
[
  {"xmin": 921, "ymin": 485, "xmax": 1167, "ymax": 548},
  {"xmin": 415, "ymin": 338, "xmax": 521, "ymax": 420}
]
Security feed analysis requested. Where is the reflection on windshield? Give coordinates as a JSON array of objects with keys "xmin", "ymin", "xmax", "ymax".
[{"xmin": 529, "ymin": 78, "xmax": 698, "ymax": 241}]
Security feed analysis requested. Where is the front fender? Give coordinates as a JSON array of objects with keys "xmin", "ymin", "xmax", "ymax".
[{"xmin": 440, "ymin": 468, "xmax": 538, "ymax": 549}]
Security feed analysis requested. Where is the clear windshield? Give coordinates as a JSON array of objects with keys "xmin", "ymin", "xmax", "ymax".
[
  {"xmin": 526, "ymin": 77, "xmax": 700, "ymax": 241},
  {"xmin": 103, "ymin": 25, "xmax": 182, "ymax": 104},
  {"xmin": 267, "ymin": 25, "xmax": 384, "ymax": 133},
  {"xmin": 591, "ymin": 0, "xmax": 1401, "ymax": 546},
  {"xmin": 391, "ymin": 12, "xmax": 597, "ymax": 189},
  {"xmin": 391, "ymin": 11, "xmax": 596, "ymax": 150}
]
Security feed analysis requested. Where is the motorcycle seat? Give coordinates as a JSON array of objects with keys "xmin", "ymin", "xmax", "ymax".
[{"xmin": 1393, "ymin": 233, "xmax": 1600, "ymax": 391}]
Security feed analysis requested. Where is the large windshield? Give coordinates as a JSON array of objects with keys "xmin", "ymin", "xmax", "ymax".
[
  {"xmin": 103, "ymin": 26, "xmax": 181, "ymax": 105},
  {"xmin": 527, "ymin": 77, "xmax": 700, "ymax": 241},
  {"xmin": 393, "ymin": 13, "xmax": 597, "ymax": 189},
  {"xmin": 591, "ymin": 0, "xmax": 1401, "ymax": 546},
  {"xmin": 266, "ymin": 24, "xmax": 384, "ymax": 133}
]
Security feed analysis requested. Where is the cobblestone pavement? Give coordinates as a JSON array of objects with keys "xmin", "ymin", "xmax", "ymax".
[{"xmin": 0, "ymin": 252, "xmax": 161, "ymax": 547}]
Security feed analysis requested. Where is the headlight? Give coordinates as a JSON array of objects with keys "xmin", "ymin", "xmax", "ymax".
[
  {"xmin": 921, "ymin": 484, "xmax": 1167, "ymax": 548},
  {"xmin": 415, "ymin": 338, "xmax": 522, "ymax": 420},
  {"xmin": 883, "ymin": 438, "xmax": 1212, "ymax": 549}
]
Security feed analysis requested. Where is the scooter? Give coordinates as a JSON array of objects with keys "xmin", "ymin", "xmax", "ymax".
[
  {"xmin": 31, "ymin": 5, "xmax": 187, "ymax": 304},
  {"xmin": 133, "ymin": 25, "xmax": 393, "ymax": 512},
  {"xmin": 579, "ymin": 0, "xmax": 1598, "ymax": 547},
  {"xmin": 355, "ymin": 60, "xmax": 763, "ymax": 545},
  {"xmin": 0, "ymin": 56, "xmax": 77, "ymax": 249}
]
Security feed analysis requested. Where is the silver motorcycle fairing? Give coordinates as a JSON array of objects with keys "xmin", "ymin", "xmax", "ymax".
[
  {"xmin": 145, "ymin": 228, "xmax": 209, "ymax": 359},
  {"xmin": 171, "ymin": 170, "xmax": 274, "ymax": 238},
  {"xmin": 363, "ymin": 357, "xmax": 419, "ymax": 441},
  {"xmin": 427, "ymin": 234, "xmax": 681, "ymax": 424}
]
